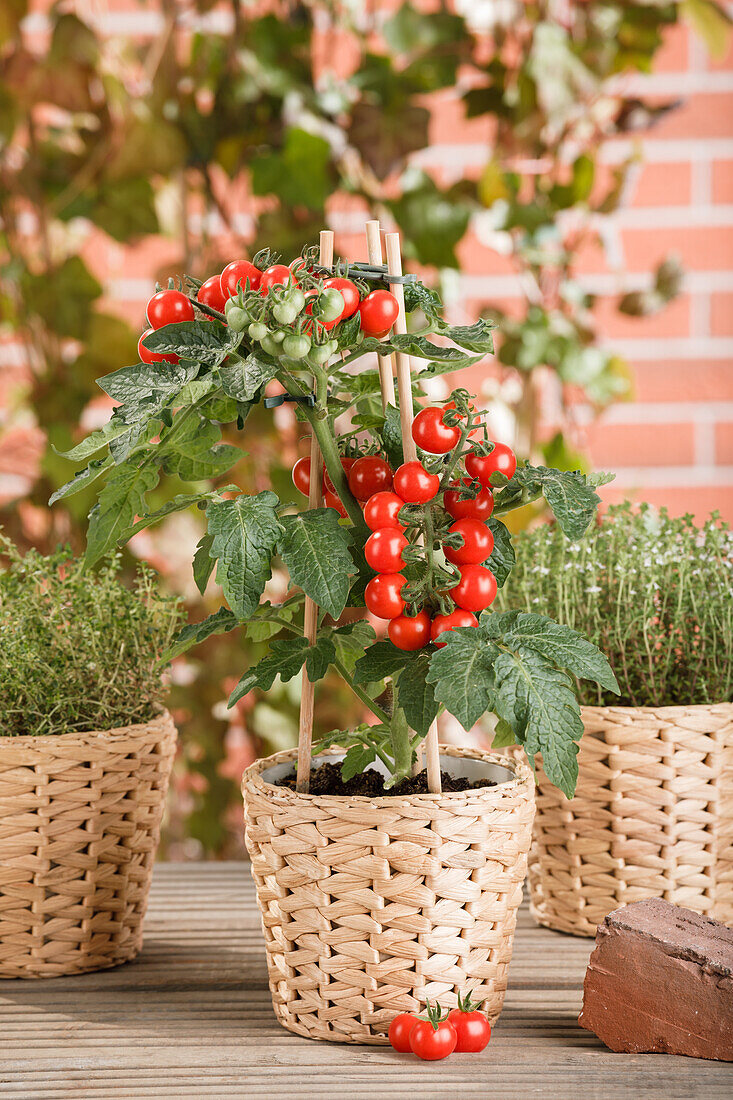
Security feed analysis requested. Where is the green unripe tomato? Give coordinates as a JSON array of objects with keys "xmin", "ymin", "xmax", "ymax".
[
  {"xmin": 271, "ymin": 329, "xmax": 285, "ymax": 343},
  {"xmin": 282, "ymin": 333, "xmax": 311, "ymax": 359},
  {"xmin": 273, "ymin": 300, "xmax": 299, "ymax": 325},
  {"xmin": 312, "ymin": 288, "xmax": 344, "ymax": 323},
  {"xmin": 260, "ymin": 334, "xmax": 283, "ymax": 357},
  {"xmin": 248, "ymin": 322, "xmax": 268, "ymax": 341},
  {"xmin": 308, "ymin": 343, "xmax": 333, "ymax": 365},
  {"xmin": 226, "ymin": 306, "xmax": 248, "ymax": 332}
]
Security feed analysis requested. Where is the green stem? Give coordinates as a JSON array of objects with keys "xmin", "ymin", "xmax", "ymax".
[
  {"xmin": 439, "ymin": 420, "xmax": 474, "ymax": 490},
  {"xmin": 334, "ymin": 657, "xmax": 391, "ymax": 725}
]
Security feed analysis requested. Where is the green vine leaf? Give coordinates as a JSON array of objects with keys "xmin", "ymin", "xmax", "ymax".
[
  {"xmin": 142, "ymin": 321, "xmax": 240, "ymax": 368},
  {"xmin": 228, "ymin": 637, "xmax": 310, "ymax": 707},
  {"xmin": 206, "ymin": 491, "xmax": 282, "ymax": 620},
  {"xmin": 353, "ymin": 639, "xmax": 414, "ymax": 685},
  {"xmin": 160, "ymin": 416, "xmax": 242, "ymax": 481},
  {"xmin": 496, "ymin": 464, "xmax": 607, "ymax": 538},
  {"xmin": 306, "ymin": 636, "xmax": 337, "ymax": 682},
  {"xmin": 192, "ymin": 532, "xmax": 215, "ymax": 596},
  {"xmin": 97, "ymin": 358, "xmax": 198, "ymax": 405},
  {"xmin": 165, "ymin": 606, "xmax": 239, "ymax": 661},
  {"xmin": 49, "ymin": 455, "xmax": 113, "ymax": 505},
  {"xmin": 426, "ymin": 628, "xmax": 498, "ymax": 731},
  {"xmin": 217, "ymin": 353, "xmax": 278, "ymax": 402},
  {"xmin": 85, "ymin": 462, "xmax": 159, "ymax": 566},
  {"xmin": 278, "ymin": 508, "xmax": 354, "ymax": 620},
  {"xmin": 487, "ymin": 517, "xmax": 515, "ymax": 587},
  {"xmin": 396, "ymin": 652, "xmax": 439, "ymax": 737}
]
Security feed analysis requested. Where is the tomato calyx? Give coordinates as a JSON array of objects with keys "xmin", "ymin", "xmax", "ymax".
[{"xmin": 416, "ymin": 998, "xmax": 451, "ymax": 1031}]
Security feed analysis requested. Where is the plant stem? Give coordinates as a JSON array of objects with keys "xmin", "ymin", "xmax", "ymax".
[
  {"xmin": 439, "ymin": 420, "xmax": 474, "ymax": 490},
  {"xmin": 334, "ymin": 658, "xmax": 391, "ymax": 724}
]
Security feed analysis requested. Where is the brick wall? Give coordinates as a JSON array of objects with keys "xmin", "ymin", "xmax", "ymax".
[{"xmin": 5, "ymin": 3, "xmax": 733, "ymax": 522}]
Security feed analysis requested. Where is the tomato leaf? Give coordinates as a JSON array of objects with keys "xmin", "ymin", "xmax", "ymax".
[
  {"xmin": 277, "ymin": 508, "xmax": 354, "ymax": 620},
  {"xmin": 206, "ymin": 491, "xmax": 282, "ymax": 620},
  {"xmin": 396, "ymin": 652, "xmax": 438, "ymax": 736},
  {"xmin": 97, "ymin": 358, "xmax": 198, "ymax": 405},
  {"xmin": 433, "ymin": 318, "xmax": 495, "ymax": 354},
  {"xmin": 495, "ymin": 464, "xmax": 606, "ymax": 538},
  {"xmin": 49, "ymin": 455, "xmax": 113, "ymax": 505},
  {"xmin": 381, "ymin": 402, "xmax": 405, "ymax": 468},
  {"xmin": 85, "ymin": 461, "xmax": 160, "ymax": 566},
  {"xmin": 353, "ymin": 640, "xmax": 415, "ymax": 685},
  {"xmin": 142, "ymin": 321, "xmax": 241, "ymax": 367},
  {"xmin": 331, "ymin": 621, "xmax": 377, "ymax": 674},
  {"xmin": 165, "ymin": 606, "xmax": 240, "ymax": 660},
  {"xmin": 228, "ymin": 637, "xmax": 310, "ymax": 707},
  {"xmin": 305, "ymin": 636, "xmax": 337, "ymax": 682},
  {"xmin": 159, "ymin": 415, "xmax": 242, "ymax": 481},
  {"xmin": 426, "ymin": 628, "xmax": 498, "ymax": 731},
  {"xmin": 341, "ymin": 742, "xmax": 377, "ymax": 781},
  {"xmin": 217, "ymin": 352, "xmax": 278, "ymax": 402},
  {"xmin": 192, "ymin": 532, "xmax": 215, "ymax": 596},
  {"xmin": 487, "ymin": 517, "xmax": 515, "ymax": 587}
]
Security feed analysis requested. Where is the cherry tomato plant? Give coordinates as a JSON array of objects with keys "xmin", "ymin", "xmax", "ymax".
[{"xmin": 53, "ymin": 240, "xmax": 619, "ymax": 797}]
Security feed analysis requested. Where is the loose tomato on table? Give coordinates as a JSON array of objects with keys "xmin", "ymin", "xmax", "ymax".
[
  {"xmin": 364, "ymin": 491, "xmax": 404, "ymax": 531},
  {"xmin": 358, "ymin": 289, "xmax": 399, "ymax": 338},
  {"xmin": 408, "ymin": 1002, "xmax": 458, "ymax": 1061},
  {"xmin": 446, "ymin": 994, "xmax": 492, "ymax": 1053},
  {"xmin": 322, "ymin": 276, "xmax": 360, "ymax": 320},
  {"xmin": 465, "ymin": 442, "xmax": 517, "ymax": 484},
  {"xmin": 393, "ymin": 461, "xmax": 440, "ymax": 504},
  {"xmin": 443, "ymin": 518, "xmax": 494, "ymax": 566},
  {"xmin": 451, "ymin": 564, "xmax": 497, "ymax": 613},
  {"xmin": 146, "ymin": 289, "xmax": 195, "ymax": 329},
  {"xmin": 444, "ymin": 478, "xmax": 494, "ymax": 521},
  {"xmin": 365, "ymin": 573, "xmax": 406, "ymax": 619},
  {"xmin": 430, "ymin": 609, "xmax": 478, "ymax": 648},
  {"xmin": 197, "ymin": 276, "xmax": 227, "ymax": 313},
  {"xmin": 388, "ymin": 1013, "xmax": 417, "ymax": 1054},
  {"xmin": 348, "ymin": 456, "xmax": 393, "ymax": 501},
  {"xmin": 365, "ymin": 528, "xmax": 408, "ymax": 573},
  {"xmin": 411, "ymin": 406, "xmax": 461, "ymax": 455},
  {"xmin": 138, "ymin": 329, "xmax": 178, "ymax": 365},
  {"xmin": 388, "ymin": 610, "xmax": 431, "ymax": 651},
  {"xmin": 220, "ymin": 259, "xmax": 262, "ymax": 296}
]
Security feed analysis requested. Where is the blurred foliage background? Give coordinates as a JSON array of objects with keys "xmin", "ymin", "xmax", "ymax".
[{"xmin": 1, "ymin": 0, "xmax": 728, "ymax": 857}]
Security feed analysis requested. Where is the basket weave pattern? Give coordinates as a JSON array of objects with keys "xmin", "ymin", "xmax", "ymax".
[
  {"xmin": 0, "ymin": 710, "xmax": 176, "ymax": 978},
  {"xmin": 243, "ymin": 745, "xmax": 535, "ymax": 1044},
  {"xmin": 528, "ymin": 703, "xmax": 733, "ymax": 937}
]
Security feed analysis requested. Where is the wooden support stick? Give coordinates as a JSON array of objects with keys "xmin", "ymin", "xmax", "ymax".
[
  {"xmin": 365, "ymin": 220, "xmax": 397, "ymax": 412},
  {"xmin": 296, "ymin": 229, "xmax": 334, "ymax": 794},
  {"xmin": 384, "ymin": 231, "xmax": 441, "ymax": 794},
  {"xmin": 384, "ymin": 232, "xmax": 418, "ymax": 464}
]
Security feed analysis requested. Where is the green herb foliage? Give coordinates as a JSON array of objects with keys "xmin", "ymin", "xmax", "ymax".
[
  {"xmin": 500, "ymin": 504, "xmax": 733, "ymax": 708},
  {"xmin": 0, "ymin": 537, "xmax": 183, "ymax": 737}
]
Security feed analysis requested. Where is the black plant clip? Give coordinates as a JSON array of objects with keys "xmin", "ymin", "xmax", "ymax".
[{"xmin": 264, "ymin": 392, "xmax": 316, "ymax": 409}]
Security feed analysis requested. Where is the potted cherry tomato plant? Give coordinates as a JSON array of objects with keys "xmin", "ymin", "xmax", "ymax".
[{"xmin": 54, "ymin": 223, "xmax": 617, "ymax": 1043}]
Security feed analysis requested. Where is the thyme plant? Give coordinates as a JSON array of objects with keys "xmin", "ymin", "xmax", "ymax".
[{"xmin": 501, "ymin": 504, "xmax": 733, "ymax": 707}]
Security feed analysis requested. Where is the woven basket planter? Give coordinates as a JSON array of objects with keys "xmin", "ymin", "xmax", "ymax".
[
  {"xmin": 242, "ymin": 744, "xmax": 535, "ymax": 1044},
  {"xmin": 527, "ymin": 702, "xmax": 733, "ymax": 937},
  {"xmin": 0, "ymin": 709, "xmax": 177, "ymax": 978}
]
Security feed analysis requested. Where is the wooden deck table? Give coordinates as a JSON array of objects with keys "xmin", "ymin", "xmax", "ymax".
[{"xmin": 1, "ymin": 863, "xmax": 731, "ymax": 1099}]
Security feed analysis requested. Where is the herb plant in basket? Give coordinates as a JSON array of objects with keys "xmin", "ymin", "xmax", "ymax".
[
  {"xmin": 54, "ymin": 222, "xmax": 618, "ymax": 1040},
  {"xmin": 503, "ymin": 504, "xmax": 733, "ymax": 936},
  {"xmin": 0, "ymin": 539, "xmax": 182, "ymax": 978}
]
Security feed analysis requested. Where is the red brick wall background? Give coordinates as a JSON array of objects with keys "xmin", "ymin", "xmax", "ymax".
[{"xmin": 3, "ymin": 3, "xmax": 733, "ymax": 523}]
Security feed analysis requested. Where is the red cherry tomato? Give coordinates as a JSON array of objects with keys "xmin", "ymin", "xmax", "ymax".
[
  {"xmin": 322, "ymin": 276, "xmax": 361, "ymax": 320},
  {"xmin": 146, "ymin": 289, "xmax": 195, "ymax": 330},
  {"xmin": 292, "ymin": 456, "xmax": 323, "ymax": 497},
  {"xmin": 260, "ymin": 264, "xmax": 296, "ymax": 294},
  {"xmin": 364, "ymin": 491, "xmax": 404, "ymax": 532},
  {"xmin": 323, "ymin": 456, "xmax": 356, "ymax": 494},
  {"xmin": 388, "ymin": 1013, "xmax": 418, "ymax": 1054},
  {"xmin": 197, "ymin": 276, "xmax": 227, "ymax": 313},
  {"xmin": 409, "ymin": 1018, "xmax": 457, "ymax": 1061},
  {"xmin": 220, "ymin": 260, "xmax": 262, "ymax": 296},
  {"xmin": 445, "ymin": 1006, "xmax": 491, "ymax": 1053},
  {"xmin": 348, "ymin": 456, "xmax": 393, "ymax": 501},
  {"xmin": 465, "ymin": 442, "xmax": 517, "ymax": 484},
  {"xmin": 393, "ymin": 461, "xmax": 440, "ymax": 504},
  {"xmin": 443, "ymin": 518, "xmax": 494, "ymax": 566},
  {"xmin": 358, "ymin": 289, "xmax": 399, "ymax": 338},
  {"xmin": 365, "ymin": 528, "xmax": 408, "ymax": 573},
  {"xmin": 412, "ymin": 406, "xmax": 461, "ymax": 455},
  {"xmin": 324, "ymin": 489, "xmax": 347, "ymax": 517},
  {"xmin": 388, "ymin": 611, "xmax": 431, "ymax": 651},
  {"xmin": 365, "ymin": 573, "xmax": 406, "ymax": 620},
  {"xmin": 444, "ymin": 478, "xmax": 494, "ymax": 521},
  {"xmin": 444, "ymin": 398, "xmax": 481, "ymax": 439},
  {"xmin": 430, "ymin": 609, "xmax": 478, "ymax": 648},
  {"xmin": 138, "ymin": 328, "xmax": 178, "ymax": 365},
  {"xmin": 451, "ymin": 564, "xmax": 497, "ymax": 613}
]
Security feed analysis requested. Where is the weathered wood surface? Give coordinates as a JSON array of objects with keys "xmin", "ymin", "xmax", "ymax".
[{"xmin": 0, "ymin": 864, "xmax": 731, "ymax": 1099}]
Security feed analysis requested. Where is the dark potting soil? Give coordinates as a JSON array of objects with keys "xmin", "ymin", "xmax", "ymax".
[{"xmin": 276, "ymin": 760, "xmax": 496, "ymax": 797}]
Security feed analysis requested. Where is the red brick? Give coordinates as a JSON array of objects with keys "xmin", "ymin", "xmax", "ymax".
[
  {"xmin": 711, "ymin": 293, "xmax": 733, "ymax": 336},
  {"xmin": 651, "ymin": 23, "xmax": 689, "ymax": 71},
  {"xmin": 455, "ymin": 232, "xmax": 520, "ymax": 278},
  {"xmin": 594, "ymin": 293, "xmax": 691, "ymax": 340},
  {"xmin": 648, "ymin": 93, "xmax": 733, "ymax": 141},
  {"xmin": 631, "ymin": 360, "xmax": 733, "ymax": 402},
  {"xmin": 427, "ymin": 93, "xmax": 495, "ymax": 146},
  {"xmin": 712, "ymin": 161, "xmax": 733, "ymax": 204},
  {"xmin": 600, "ymin": 485, "xmax": 733, "ymax": 525},
  {"xmin": 632, "ymin": 162, "xmax": 691, "ymax": 208},
  {"xmin": 621, "ymin": 226, "xmax": 733, "ymax": 273},
  {"xmin": 585, "ymin": 422, "xmax": 695, "ymax": 468},
  {"xmin": 715, "ymin": 423, "xmax": 733, "ymax": 464}
]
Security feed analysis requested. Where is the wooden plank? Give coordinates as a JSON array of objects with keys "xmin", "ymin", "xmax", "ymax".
[{"xmin": 0, "ymin": 864, "xmax": 731, "ymax": 1098}]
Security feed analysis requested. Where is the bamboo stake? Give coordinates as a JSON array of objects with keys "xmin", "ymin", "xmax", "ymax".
[
  {"xmin": 296, "ymin": 229, "xmax": 334, "ymax": 794},
  {"xmin": 365, "ymin": 220, "xmax": 396, "ymax": 411},
  {"xmin": 384, "ymin": 232, "xmax": 441, "ymax": 794}
]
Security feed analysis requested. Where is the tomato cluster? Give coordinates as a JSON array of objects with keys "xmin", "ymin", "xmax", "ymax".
[
  {"xmin": 388, "ymin": 995, "xmax": 491, "ymax": 1060},
  {"xmin": 139, "ymin": 255, "xmax": 400, "ymax": 370}
]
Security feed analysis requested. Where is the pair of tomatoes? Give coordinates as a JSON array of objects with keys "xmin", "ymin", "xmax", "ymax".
[{"xmin": 388, "ymin": 998, "xmax": 492, "ymax": 1060}]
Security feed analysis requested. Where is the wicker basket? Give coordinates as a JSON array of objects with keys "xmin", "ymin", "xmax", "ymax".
[
  {"xmin": 528, "ymin": 702, "xmax": 733, "ymax": 937},
  {"xmin": 242, "ymin": 744, "xmax": 535, "ymax": 1044},
  {"xmin": 0, "ymin": 709, "xmax": 176, "ymax": 978}
]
